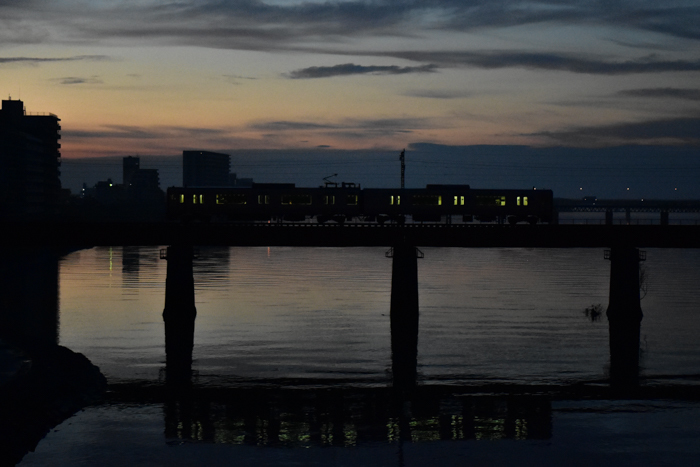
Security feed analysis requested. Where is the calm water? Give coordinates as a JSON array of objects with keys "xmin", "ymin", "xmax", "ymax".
[
  {"xmin": 18, "ymin": 246, "xmax": 700, "ymax": 465},
  {"xmin": 57, "ymin": 246, "xmax": 700, "ymax": 386}
]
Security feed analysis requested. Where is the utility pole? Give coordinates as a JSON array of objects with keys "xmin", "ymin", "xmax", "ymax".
[{"xmin": 400, "ymin": 149, "xmax": 405, "ymax": 189}]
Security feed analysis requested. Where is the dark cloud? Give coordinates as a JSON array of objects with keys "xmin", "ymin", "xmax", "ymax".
[
  {"xmin": 252, "ymin": 117, "xmax": 432, "ymax": 131},
  {"xmin": 0, "ymin": 55, "xmax": 109, "ymax": 65},
  {"xmin": 249, "ymin": 121, "xmax": 340, "ymax": 131},
  {"xmin": 4, "ymin": 1, "xmax": 696, "ymax": 51},
  {"xmin": 286, "ymin": 63, "xmax": 438, "ymax": 79},
  {"xmin": 247, "ymin": 116, "xmax": 435, "ymax": 140},
  {"xmin": 222, "ymin": 74, "xmax": 257, "ymax": 84},
  {"xmin": 404, "ymin": 89, "xmax": 473, "ymax": 99},
  {"xmin": 62, "ymin": 125, "xmax": 230, "ymax": 140},
  {"xmin": 617, "ymin": 88, "xmax": 700, "ymax": 101},
  {"xmin": 626, "ymin": 6, "xmax": 700, "ymax": 41},
  {"xmin": 384, "ymin": 51, "xmax": 700, "ymax": 75},
  {"xmin": 441, "ymin": 3, "xmax": 700, "ymax": 41},
  {"xmin": 52, "ymin": 76, "xmax": 103, "ymax": 85},
  {"xmin": 532, "ymin": 116, "xmax": 700, "ymax": 146},
  {"xmin": 352, "ymin": 117, "xmax": 432, "ymax": 130}
]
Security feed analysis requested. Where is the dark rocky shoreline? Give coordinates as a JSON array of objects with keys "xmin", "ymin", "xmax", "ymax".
[{"xmin": 0, "ymin": 344, "xmax": 106, "ymax": 466}]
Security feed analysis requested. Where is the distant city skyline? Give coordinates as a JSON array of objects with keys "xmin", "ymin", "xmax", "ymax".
[
  {"xmin": 60, "ymin": 145, "xmax": 700, "ymax": 200},
  {"xmin": 1, "ymin": 1, "xmax": 699, "ymax": 159}
]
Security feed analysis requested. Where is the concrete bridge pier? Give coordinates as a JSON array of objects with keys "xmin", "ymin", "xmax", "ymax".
[
  {"xmin": 162, "ymin": 244, "xmax": 197, "ymax": 383},
  {"xmin": 605, "ymin": 246, "xmax": 644, "ymax": 387},
  {"xmin": 388, "ymin": 244, "xmax": 422, "ymax": 390}
]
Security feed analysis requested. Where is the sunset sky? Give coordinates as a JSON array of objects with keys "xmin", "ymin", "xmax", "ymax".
[{"xmin": 2, "ymin": 0, "xmax": 699, "ymax": 161}]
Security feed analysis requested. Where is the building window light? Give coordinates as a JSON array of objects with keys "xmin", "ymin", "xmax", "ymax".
[{"xmin": 218, "ymin": 194, "xmax": 247, "ymax": 205}]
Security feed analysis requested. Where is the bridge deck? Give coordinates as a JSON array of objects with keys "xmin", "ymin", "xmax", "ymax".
[{"xmin": 5, "ymin": 222, "xmax": 700, "ymax": 248}]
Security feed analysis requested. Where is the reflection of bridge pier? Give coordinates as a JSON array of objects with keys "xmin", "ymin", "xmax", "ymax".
[
  {"xmin": 162, "ymin": 244, "xmax": 197, "ymax": 384},
  {"xmin": 387, "ymin": 243, "xmax": 422, "ymax": 390},
  {"xmin": 605, "ymin": 246, "xmax": 644, "ymax": 387}
]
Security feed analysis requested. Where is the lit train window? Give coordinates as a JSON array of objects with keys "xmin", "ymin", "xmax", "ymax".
[
  {"xmin": 217, "ymin": 193, "xmax": 247, "ymax": 205},
  {"xmin": 324, "ymin": 195, "xmax": 335, "ymax": 205},
  {"xmin": 257, "ymin": 195, "xmax": 270, "ymax": 205},
  {"xmin": 517, "ymin": 196, "xmax": 529, "ymax": 206},
  {"xmin": 390, "ymin": 195, "xmax": 401, "ymax": 205},
  {"xmin": 413, "ymin": 195, "xmax": 442, "ymax": 205},
  {"xmin": 347, "ymin": 195, "xmax": 358, "ymax": 205},
  {"xmin": 192, "ymin": 194, "xmax": 204, "ymax": 204},
  {"xmin": 179, "ymin": 194, "xmax": 184, "ymax": 204},
  {"xmin": 453, "ymin": 196, "xmax": 465, "ymax": 206},
  {"xmin": 282, "ymin": 194, "xmax": 312, "ymax": 205},
  {"xmin": 476, "ymin": 195, "xmax": 506, "ymax": 207}
]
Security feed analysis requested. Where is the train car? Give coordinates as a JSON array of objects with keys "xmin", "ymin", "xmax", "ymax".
[
  {"xmin": 362, "ymin": 185, "xmax": 553, "ymax": 224},
  {"xmin": 469, "ymin": 187, "xmax": 553, "ymax": 224},
  {"xmin": 166, "ymin": 184, "xmax": 553, "ymax": 224},
  {"xmin": 167, "ymin": 183, "xmax": 363, "ymax": 223}
]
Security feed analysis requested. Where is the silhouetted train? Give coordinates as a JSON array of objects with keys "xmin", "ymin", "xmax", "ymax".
[{"xmin": 167, "ymin": 183, "xmax": 554, "ymax": 224}]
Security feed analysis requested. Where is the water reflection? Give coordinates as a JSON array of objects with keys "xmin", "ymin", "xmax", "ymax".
[
  {"xmin": 8, "ymin": 245, "xmax": 700, "ymax": 464},
  {"xmin": 111, "ymin": 382, "xmax": 553, "ymax": 447},
  {"xmin": 156, "ymin": 243, "xmax": 555, "ymax": 450}
]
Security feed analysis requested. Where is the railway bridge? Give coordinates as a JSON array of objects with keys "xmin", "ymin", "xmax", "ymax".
[{"xmin": 555, "ymin": 198, "xmax": 700, "ymax": 224}]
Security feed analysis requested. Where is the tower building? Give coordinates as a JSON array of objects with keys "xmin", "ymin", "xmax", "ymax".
[
  {"xmin": 0, "ymin": 99, "xmax": 62, "ymax": 220},
  {"xmin": 123, "ymin": 156, "xmax": 140, "ymax": 189},
  {"xmin": 182, "ymin": 150, "xmax": 230, "ymax": 187}
]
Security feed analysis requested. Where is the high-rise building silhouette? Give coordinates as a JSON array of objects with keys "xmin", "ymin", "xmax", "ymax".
[
  {"xmin": 182, "ymin": 150, "xmax": 230, "ymax": 187},
  {"xmin": 123, "ymin": 156, "xmax": 161, "ymax": 194},
  {"xmin": 0, "ymin": 99, "xmax": 61, "ymax": 220},
  {"xmin": 123, "ymin": 156, "xmax": 140, "ymax": 189},
  {"xmin": 129, "ymin": 169, "xmax": 161, "ymax": 195}
]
